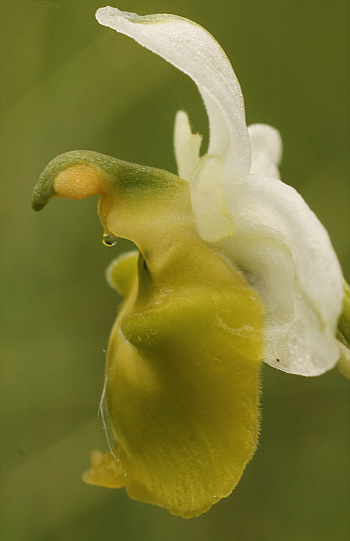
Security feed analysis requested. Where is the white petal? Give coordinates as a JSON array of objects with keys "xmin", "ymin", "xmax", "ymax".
[
  {"xmin": 174, "ymin": 111, "xmax": 234, "ymax": 241},
  {"xmin": 191, "ymin": 156, "xmax": 234, "ymax": 242},
  {"xmin": 248, "ymin": 124, "xmax": 282, "ymax": 179},
  {"xmin": 174, "ymin": 111, "xmax": 202, "ymax": 181},
  {"xmin": 96, "ymin": 6, "xmax": 251, "ymax": 195},
  {"xmin": 217, "ymin": 174, "xmax": 343, "ymax": 376}
]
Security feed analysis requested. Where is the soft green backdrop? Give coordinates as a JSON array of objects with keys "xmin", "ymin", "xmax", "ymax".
[{"xmin": 1, "ymin": 1, "xmax": 349, "ymax": 540}]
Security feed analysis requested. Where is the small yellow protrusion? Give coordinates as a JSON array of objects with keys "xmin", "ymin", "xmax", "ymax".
[
  {"xmin": 54, "ymin": 164, "xmax": 106, "ymax": 200},
  {"xmin": 106, "ymin": 251, "xmax": 139, "ymax": 296},
  {"xmin": 82, "ymin": 450, "xmax": 126, "ymax": 488}
]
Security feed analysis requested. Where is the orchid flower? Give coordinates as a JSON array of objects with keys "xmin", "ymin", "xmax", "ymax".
[{"xmin": 31, "ymin": 7, "xmax": 350, "ymax": 518}]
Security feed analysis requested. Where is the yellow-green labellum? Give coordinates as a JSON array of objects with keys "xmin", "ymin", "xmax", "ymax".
[{"xmin": 85, "ymin": 251, "xmax": 263, "ymax": 518}]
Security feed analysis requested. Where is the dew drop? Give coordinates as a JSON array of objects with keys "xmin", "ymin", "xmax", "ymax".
[{"xmin": 102, "ymin": 233, "xmax": 118, "ymax": 247}]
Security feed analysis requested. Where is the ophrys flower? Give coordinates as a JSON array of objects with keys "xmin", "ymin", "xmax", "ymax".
[{"xmin": 31, "ymin": 7, "xmax": 349, "ymax": 518}]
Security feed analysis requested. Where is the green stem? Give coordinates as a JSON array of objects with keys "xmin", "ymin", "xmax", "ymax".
[{"xmin": 337, "ymin": 279, "xmax": 350, "ymax": 349}]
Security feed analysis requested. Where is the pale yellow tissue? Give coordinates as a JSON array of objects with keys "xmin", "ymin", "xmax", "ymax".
[{"xmin": 106, "ymin": 251, "xmax": 139, "ymax": 296}]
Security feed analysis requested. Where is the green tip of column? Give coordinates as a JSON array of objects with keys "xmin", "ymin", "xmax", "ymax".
[
  {"xmin": 31, "ymin": 150, "xmax": 114, "ymax": 211},
  {"xmin": 31, "ymin": 174, "xmax": 55, "ymax": 211}
]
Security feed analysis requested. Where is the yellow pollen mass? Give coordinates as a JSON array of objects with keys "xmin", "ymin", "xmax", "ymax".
[{"xmin": 54, "ymin": 164, "xmax": 105, "ymax": 200}]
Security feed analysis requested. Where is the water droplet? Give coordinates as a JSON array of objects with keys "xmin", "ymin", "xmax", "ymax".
[{"xmin": 102, "ymin": 233, "xmax": 118, "ymax": 247}]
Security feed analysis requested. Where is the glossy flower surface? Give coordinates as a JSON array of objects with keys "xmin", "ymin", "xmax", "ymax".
[{"xmin": 31, "ymin": 6, "xmax": 348, "ymax": 518}]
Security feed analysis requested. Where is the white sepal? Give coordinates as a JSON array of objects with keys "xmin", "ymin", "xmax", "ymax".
[
  {"xmin": 96, "ymin": 6, "xmax": 251, "ymax": 199},
  {"xmin": 248, "ymin": 124, "xmax": 282, "ymax": 179},
  {"xmin": 218, "ymin": 173, "xmax": 343, "ymax": 375}
]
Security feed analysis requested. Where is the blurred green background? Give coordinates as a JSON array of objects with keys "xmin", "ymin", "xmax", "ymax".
[{"xmin": 1, "ymin": 0, "xmax": 349, "ymax": 540}]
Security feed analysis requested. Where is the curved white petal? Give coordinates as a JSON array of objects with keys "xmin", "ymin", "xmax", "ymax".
[
  {"xmin": 174, "ymin": 111, "xmax": 202, "ymax": 181},
  {"xmin": 217, "ymin": 174, "xmax": 343, "ymax": 376},
  {"xmin": 174, "ymin": 111, "xmax": 234, "ymax": 241},
  {"xmin": 191, "ymin": 156, "xmax": 234, "ymax": 241},
  {"xmin": 248, "ymin": 124, "xmax": 282, "ymax": 179},
  {"xmin": 96, "ymin": 6, "xmax": 251, "ymax": 196}
]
